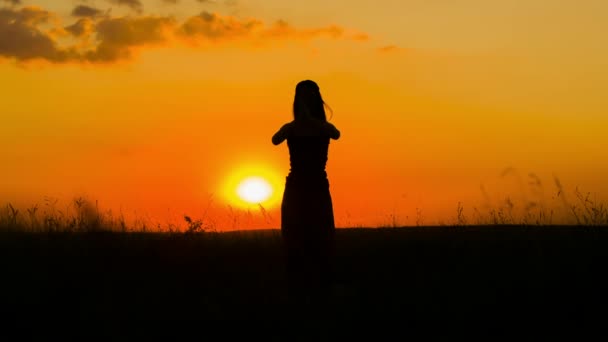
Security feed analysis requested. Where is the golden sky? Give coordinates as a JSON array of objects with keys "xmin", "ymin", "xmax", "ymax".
[{"xmin": 2, "ymin": 0, "xmax": 607, "ymax": 229}]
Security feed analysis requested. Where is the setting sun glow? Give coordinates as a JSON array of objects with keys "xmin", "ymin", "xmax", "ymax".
[
  {"xmin": 221, "ymin": 163, "xmax": 283, "ymax": 210},
  {"xmin": 237, "ymin": 177, "xmax": 273, "ymax": 204},
  {"xmin": 1, "ymin": 1, "xmax": 607, "ymax": 229}
]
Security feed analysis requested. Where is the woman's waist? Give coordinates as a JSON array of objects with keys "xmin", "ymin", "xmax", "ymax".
[{"xmin": 286, "ymin": 170, "xmax": 328, "ymax": 182}]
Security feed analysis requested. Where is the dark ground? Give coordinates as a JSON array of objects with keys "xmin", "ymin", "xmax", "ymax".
[{"xmin": 1, "ymin": 226, "xmax": 607, "ymax": 335}]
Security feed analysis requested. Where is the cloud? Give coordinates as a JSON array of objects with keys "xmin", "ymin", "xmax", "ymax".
[
  {"xmin": 86, "ymin": 16, "xmax": 176, "ymax": 62},
  {"xmin": 107, "ymin": 0, "xmax": 143, "ymax": 13},
  {"xmin": 0, "ymin": 6, "xmax": 371, "ymax": 64},
  {"xmin": 179, "ymin": 12, "xmax": 351, "ymax": 43},
  {"xmin": 72, "ymin": 5, "xmax": 104, "ymax": 18},
  {"xmin": 65, "ymin": 18, "xmax": 95, "ymax": 38},
  {"xmin": 179, "ymin": 11, "xmax": 262, "ymax": 41},
  {"xmin": 0, "ymin": 7, "xmax": 77, "ymax": 62},
  {"xmin": 261, "ymin": 19, "xmax": 343, "ymax": 40},
  {"xmin": 377, "ymin": 45, "xmax": 402, "ymax": 53},
  {"xmin": 1, "ymin": 0, "xmax": 21, "ymax": 5},
  {"xmin": 0, "ymin": 6, "xmax": 53, "ymax": 25},
  {"xmin": 0, "ymin": 7, "xmax": 170, "ymax": 63}
]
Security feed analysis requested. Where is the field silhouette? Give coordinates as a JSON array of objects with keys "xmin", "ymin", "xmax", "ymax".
[
  {"xmin": 1, "ymin": 185, "xmax": 607, "ymax": 334},
  {"xmin": 1, "ymin": 224, "xmax": 607, "ymax": 333}
]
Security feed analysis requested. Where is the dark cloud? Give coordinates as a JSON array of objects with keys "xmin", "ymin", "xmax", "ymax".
[
  {"xmin": 0, "ymin": 7, "xmax": 172, "ymax": 63},
  {"xmin": 72, "ymin": 5, "xmax": 104, "ymax": 18},
  {"xmin": 0, "ymin": 6, "xmax": 369, "ymax": 64},
  {"xmin": 107, "ymin": 0, "xmax": 143, "ymax": 13},
  {"xmin": 179, "ymin": 11, "xmax": 262, "ymax": 40},
  {"xmin": 1, "ymin": 0, "xmax": 22, "ymax": 5},
  {"xmin": 86, "ymin": 16, "xmax": 175, "ymax": 62},
  {"xmin": 0, "ymin": 6, "xmax": 53, "ymax": 26},
  {"xmin": 65, "ymin": 18, "xmax": 95, "ymax": 38},
  {"xmin": 0, "ymin": 7, "xmax": 76, "ymax": 62}
]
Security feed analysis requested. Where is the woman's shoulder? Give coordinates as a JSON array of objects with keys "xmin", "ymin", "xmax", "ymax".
[{"xmin": 291, "ymin": 119, "xmax": 337, "ymax": 135}]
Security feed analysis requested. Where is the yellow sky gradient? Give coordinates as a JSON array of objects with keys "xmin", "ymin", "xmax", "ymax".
[{"xmin": 1, "ymin": 1, "xmax": 607, "ymax": 229}]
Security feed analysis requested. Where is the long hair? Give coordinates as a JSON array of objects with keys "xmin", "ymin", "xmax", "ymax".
[{"xmin": 293, "ymin": 80, "xmax": 332, "ymax": 121}]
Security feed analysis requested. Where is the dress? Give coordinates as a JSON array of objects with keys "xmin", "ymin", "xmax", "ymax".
[
  {"xmin": 281, "ymin": 135, "xmax": 335, "ymax": 239},
  {"xmin": 281, "ymin": 134, "xmax": 335, "ymax": 298}
]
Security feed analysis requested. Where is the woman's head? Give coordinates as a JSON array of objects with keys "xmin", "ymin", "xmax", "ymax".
[{"xmin": 293, "ymin": 80, "xmax": 331, "ymax": 121}]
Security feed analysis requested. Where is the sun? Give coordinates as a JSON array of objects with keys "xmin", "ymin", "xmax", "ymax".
[
  {"xmin": 236, "ymin": 176, "xmax": 273, "ymax": 204},
  {"xmin": 221, "ymin": 162, "xmax": 283, "ymax": 209}
]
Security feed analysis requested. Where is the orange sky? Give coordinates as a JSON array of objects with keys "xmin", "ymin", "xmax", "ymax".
[{"xmin": 2, "ymin": 1, "xmax": 607, "ymax": 229}]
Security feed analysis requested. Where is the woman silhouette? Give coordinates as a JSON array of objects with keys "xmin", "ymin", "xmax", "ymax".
[{"xmin": 272, "ymin": 80, "xmax": 340, "ymax": 303}]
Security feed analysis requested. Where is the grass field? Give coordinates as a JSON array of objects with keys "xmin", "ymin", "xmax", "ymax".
[{"xmin": 1, "ymin": 225, "xmax": 606, "ymax": 333}]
